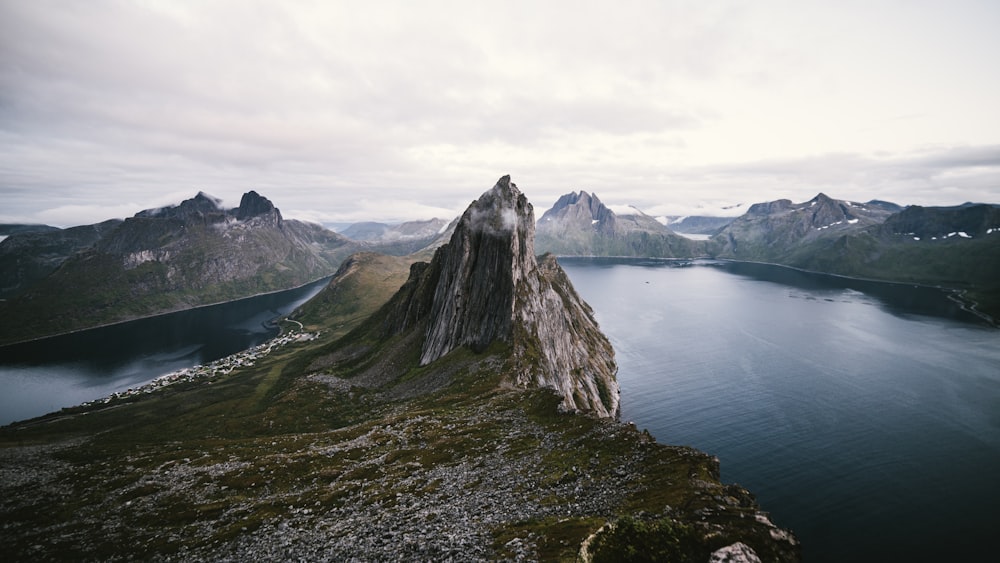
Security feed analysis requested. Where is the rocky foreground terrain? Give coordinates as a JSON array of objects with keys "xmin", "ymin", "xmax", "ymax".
[{"xmin": 1, "ymin": 177, "xmax": 799, "ymax": 561}]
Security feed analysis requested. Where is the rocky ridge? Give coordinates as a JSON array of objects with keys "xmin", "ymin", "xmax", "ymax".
[
  {"xmin": 0, "ymin": 191, "xmax": 358, "ymax": 345},
  {"xmin": 710, "ymin": 193, "xmax": 901, "ymax": 260}
]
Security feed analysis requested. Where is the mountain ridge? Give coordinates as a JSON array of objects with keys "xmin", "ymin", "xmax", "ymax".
[{"xmin": 0, "ymin": 191, "xmax": 359, "ymax": 345}]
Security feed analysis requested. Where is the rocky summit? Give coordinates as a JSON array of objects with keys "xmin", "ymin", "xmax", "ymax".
[{"xmin": 383, "ymin": 176, "xmax": 620, "ymax": 418}]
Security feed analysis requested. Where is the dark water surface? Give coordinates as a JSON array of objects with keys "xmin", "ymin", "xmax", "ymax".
[
  {"xmin": 3, "ymin": 260, "xmax": 998, "ymax": 560},
  {"xmin": 560, "ymin": 258, "xmax": 1000, "ymax": 563},
  {"xmin": 0, "ymin": 278, "xmax": 329, "ymax": 425}
]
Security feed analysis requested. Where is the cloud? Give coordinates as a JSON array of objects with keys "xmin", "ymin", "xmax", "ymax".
[{"xmin": 1, "ymin": 1, "xmax": 998, "ymax": 227}]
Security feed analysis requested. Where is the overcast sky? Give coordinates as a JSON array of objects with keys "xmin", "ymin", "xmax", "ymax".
[{"xmin": 2, "ymin": 0, "xmax": 999, "ymax": 227}]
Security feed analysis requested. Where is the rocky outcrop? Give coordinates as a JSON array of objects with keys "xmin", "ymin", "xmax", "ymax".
[
  {"xmin": 235, "ymin": 190, "xmax": 281, "ymax": 224},
  {"xmin": 536, "ymin": 190, "xmax": 702, "ymax": 258},
  {"xmin": 384, "ymin": 176, "xmax": 620, "ymax": 418},
  {"xmin": 710, "ymin": 542, "xmax": 762, "ymax": 563},
  {"xmin": 135, "ymin": 191, "xmax": 226, "ymax": 222}
]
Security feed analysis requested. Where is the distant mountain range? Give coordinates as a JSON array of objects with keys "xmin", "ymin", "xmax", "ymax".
[
  {"xmin": 338, "ymin": 218, "xmax": 454, "ymax": 255},
  {"xmin": 661, "ymin": 215, "xmax": 735, "ymax": 235},
  {"xmin": 4, "ymin": 185, "xmax": 998, "ymax": 345},
  {"xmin": 534, "ymin": 191, "xmax": 702, "ymax": 258},
  {"xmin": 709, "ymin": 193, "xmax": 904, "ymax": 260},
  {"xmin": 531, "ymin": 190, "xmax": 1000, "ymax": 322}
]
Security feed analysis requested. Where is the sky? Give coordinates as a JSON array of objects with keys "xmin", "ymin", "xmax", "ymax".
[{"xmin": 2, "ymin": 0, "xmax": 999, "ymax": 228}]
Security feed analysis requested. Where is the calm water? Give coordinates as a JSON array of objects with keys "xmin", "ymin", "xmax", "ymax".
[
  {"xmin": 560, "ymin": 258, "xmax": 1000, "ymax": 563},
  {"xmin": 0, "ymin": 278, "xmax": 329, "ymax": 426},
  {"xmin": 3, "ymin": 260, "xmax": 998, "ymax": 560}
]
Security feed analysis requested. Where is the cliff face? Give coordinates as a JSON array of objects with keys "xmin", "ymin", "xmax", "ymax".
[
  {"xmin": 385, "ymin": 176, "xmax": 620, "ymax": 418},
  {"xmin": 536, "ymin": 191, "xmax": 702, "ymax": 258}
]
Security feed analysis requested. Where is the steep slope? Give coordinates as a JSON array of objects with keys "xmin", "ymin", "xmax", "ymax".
[
  {"xmin": 288, "ymin": 251, "xmax": 417, "ymax": 338},
  {"xmin": 0, "ymin": 191, "xmax": 358, "ymax": 344},
  {"xmin": 0, "ymin": 219, "xmax": 122, "ymax": 298},
  {"xmin": 334, "ymin": 176, "xmax": 620, "ymax": 418},
  {"xmin": 536, "ymin": 191, "xmax": 703, "ymax": 258}
]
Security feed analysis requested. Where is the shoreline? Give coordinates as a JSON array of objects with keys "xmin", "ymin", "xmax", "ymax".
[
  {"xmin": 0, "ymin": 275, "xmax": 332, "ymax": 349},
  {"xmin": 709, "ymin": 258, "xmax": 999, "ymax": 327},
  {"xmin": 2, "ymin": 323, "xmax": 320, "ymax": 429},
  {"xmin": 559, "ymin": 255, "xmax": 998, "ymax": 327}
]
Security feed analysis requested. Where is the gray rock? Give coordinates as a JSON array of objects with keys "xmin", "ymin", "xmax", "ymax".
[
  {"xmin": 709, "ymin": 541, "xmax": 762, "ymax": 563},
  {"xmin": 385, "ymin": 175, "xmax": 620, "ymax": 418}
]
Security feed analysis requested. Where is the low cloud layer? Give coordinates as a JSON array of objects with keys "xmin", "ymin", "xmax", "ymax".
[{"xmin": 2, "ymin": 1, "xmax": 998, "ymax": 227}]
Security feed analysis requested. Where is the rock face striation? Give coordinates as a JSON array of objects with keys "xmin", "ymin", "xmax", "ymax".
[{"xmin": 384, "ymin": 176, "xmax": 620, "ymax": 418}]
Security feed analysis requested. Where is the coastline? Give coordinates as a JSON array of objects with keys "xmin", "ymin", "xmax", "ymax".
[
  {"xmin": 710, "ymin": 258, "xmax": 999, "ymax": 327},
  {"xmin": 0, "ymin": 275, "xmax": 332, "ymax": 349},
  {"xmin": 2, "ymin": 323, "xmax": 320, "ymax": 429},
  {"xmin": 557, "ymin": 255, "xmax": 998, "ymax": 327}
]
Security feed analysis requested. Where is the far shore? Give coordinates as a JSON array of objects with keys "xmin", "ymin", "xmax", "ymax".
[{"xmin": 0, "ymin": 275, "xmax": 332, "ymax": 348}]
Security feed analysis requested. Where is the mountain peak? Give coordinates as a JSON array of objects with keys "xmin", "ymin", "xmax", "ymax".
[
  {"xmin": 538, "ymin": 190, "xmax": 615, "ymax": 230},
  {"xmin": 421, "ymin": 175, "xmax": 536, "ymax": 364},
  {"xmin": 384, "ymin": 176, "xmax": 620, "ymax": 418},
  {"xmin": 236, "ymin": 190, "xmax": 282, "ymax": 224}
]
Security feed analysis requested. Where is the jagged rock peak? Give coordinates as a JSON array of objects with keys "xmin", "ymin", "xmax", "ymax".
[
  {"xmin": 236, "ymin": 190, "xmax": 282, "ymax": 223},
  {"xmin": 541, "ymin": 190, "xmax": 613, "ymax": 222},
  {"xmin": 389, "ymin": 175, "xmax": 620, "ymax": 418},
  {"xmin": 420, "ymin": 175, "xmax": 535, "ymax": 366}
]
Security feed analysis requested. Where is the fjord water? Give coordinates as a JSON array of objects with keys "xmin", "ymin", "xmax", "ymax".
[
  {"xmin": 561, "ymin": 258, "xmax": 1000, "ymax": 562},
  {"xmin": 0, "ymin": 278, "xmax": 329, "ymax": 426}
]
